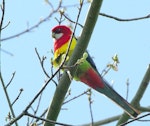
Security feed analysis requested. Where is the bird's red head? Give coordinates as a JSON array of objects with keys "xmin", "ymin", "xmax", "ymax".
[
  {"xmin": 52, "ymin": 25, "xmax": 73, "ymax": 51},
  {"xmin": 52, "ymin": 25, "xmax": 72, "ymax": 40}
]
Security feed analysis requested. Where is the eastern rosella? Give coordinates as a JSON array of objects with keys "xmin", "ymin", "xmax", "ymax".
[{"xmin": 51, "ymin": 25, "xmax": 139, "ymax": 118}]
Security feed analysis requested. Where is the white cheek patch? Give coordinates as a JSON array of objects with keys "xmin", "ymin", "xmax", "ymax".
[{"xmin": 54, "ymin": 33, "xmax": 63, "ymax": 39}]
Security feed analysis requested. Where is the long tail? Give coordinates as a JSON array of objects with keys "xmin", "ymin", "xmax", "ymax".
[
  {"xmin": 78, "ymin": 59, "xmax": 139, "ymax": 118},
  {"xmin": 96, "ymin": 79, "xmax": 140, "ymax": 118}
]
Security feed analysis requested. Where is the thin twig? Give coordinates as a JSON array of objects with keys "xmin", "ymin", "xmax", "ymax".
[
  {"xmin": 0, "ymin": 0, "xmax": 5, "ymax": 32},
  {"xmin": 45, "ymin": 0, "xmax": 54, "ymax": 11},
  {"xmin": 82, "ymin": 115, "xmax": 121, "ymax": 126},
  {"xmin": 62, "ymin": 1, "xmax": 88, "ymax": 8},
  {"xmin": 6, "ymin": 72, "xmax": 16, "ymax": 88},
  {"xmin": 11, "ymin": 88, "xmax": 23, "ymax": 106},
  {"xmin": 30, "ymin": 93, "xmax": 43, "ymax": 124},
  {"xmin": 88, "ymin": 89, "xmax": 94, "ymax": 126},
  {"xmin": 35, "ymin": 93, "xmax": 43, "ymax": 115},
  {"xmin": 55, "ymin": 10, "xmax": 65, "ymax": 25},
  {"xmin": 1, "ymin": 21, "xmax": 10, "ymax": 30},
  {"xmin": 99, "ymin": 13, "xmax": 150, "ymax": 21},
  {"xmin": 62, "ymin": 13, "xmax": 83, "ymax": 28},
  {"xmin": 126, "ymin": 78, "xmax": 129, "ymax": 100},
  {"xmin": 101, "ymin": 54, "xmax": 119, "ymax": 77},
  {"xmin": 101, "ymin": 65, "xmax": 111, "ymax": 77},
  {"xmin": 0, "ymin": 48, "xmax": 14, "ymax": 56},
  {"xmin": 64, "ymin": 88, "xmax": 71, "ymax": 100},
  {"xmin": 35, "ymin": 109, "xmax": 48, "ymax": 123},
  {"xmin": 63, "ymin": 89, "xmax": 90, "ymax": 105},
  {"xmin": 25, "ymin": 112, "xmax": 75, "ymax": 126},
  {"xmin": 35, "ymin": 48, "xmax": 50, "ymax": 78},
  {"xmin": 35, "ymin": 48, "xmax": 58, "ymax": 86},
  {"xmin": 50, "ymin": 65, "xmax": 58, "ymax": 86}
]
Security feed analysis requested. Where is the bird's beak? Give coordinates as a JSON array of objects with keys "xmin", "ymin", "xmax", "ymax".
[{"xmin": 52, "ymin": 32, "xmax": 56, "ymax": 38}]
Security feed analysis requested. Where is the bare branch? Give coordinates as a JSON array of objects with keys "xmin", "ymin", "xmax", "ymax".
[
  {"xmin": 63, "ymin": 89, "xmax": 90, "ymax": 105},
  {"xmin": 1, "ymin": 1, "xmax": 62, "ymax": 42},
  {"xmin": 0, "ymin": 0, "xmax": 5, "ymax": 32},
  {"xmin": 11, "ymin": 88, "xmax": 23, "ymax": 106},
  {"xmin": 35, "ymin": 48, "xmax": 58, "ymax": 86},
  {"xmin": 35, "ymin": 93, "xmax": 43, "ymax": 114},
  {"xmin": 1, "ymin": 21, "xmax": 10, "ymax": 30},
  {"xmin": 0, "ymin": 48, "xmax": 14, "ymax": 56},
  {"xmin": 99, "ymin": 13, "xmax": 150, "ymax": 21},
  {"xmin": 30, "ymin": 93, "xmax": 43, "ymax": 124},
  {"xmin": 120, "ymin": 113, "xmax": 150, "ymax": 126},
  {"xmin": 25, "ymin": 112, "xmax": 75, "ymax": 126},
  {"xmin": 88, "ymin": 89, "xmax": 94, "ymax": 126},
  {"xmin": 126, "ymin": 78, "xmax": 129, "ymax": 100},
  {"xmin": 44, "ymin": 0, "xmax": 54, "ymax": 11},
  {"xmin": 35, "ymin": 48, "xmax": 50, "ymax": 78},
  {"xmin": 35, "ymin": 109, "xmax": 48, "ymax": 123},
  {"xmin": 101, "ymin": 54, "xmax": 119, "ymax": 77},
  {"xmin": 117, "ymin": 64, "xmax": 150, "ymax": 125},
  {"xmin": 61, "ymin": 1, "xmax": 88, "ymax": 8},
  {"xmin": 6, "ymin": 72, "xmax": 16, "ymax": 88},
  {"xmin": 139, "ymin": 106, "xmax": 150, "ymax": 112},
  {"xmin": 82, "ymin": 114, "xmax": 121, "ymax": 126},
  {"xmin": 62, "ymin": 13, "xmax": 83, "ymax": 28},
  {"xmin": 0, "ymin": 73, "xmax": 18, "ymax": 126}
]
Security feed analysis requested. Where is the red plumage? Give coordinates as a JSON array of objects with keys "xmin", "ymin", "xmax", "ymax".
[{"xmin": 80, "ymin": 68, "xmax": 104, "ymax": 89}]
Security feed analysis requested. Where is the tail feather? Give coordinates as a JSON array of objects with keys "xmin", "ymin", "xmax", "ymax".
[
  {"xmin": 77, "ymin": 59, "xmax": 139, "ymax": 117},
  {"xmin": 96, "ymin": 79, "xmax": 140, "ymax": 118}
]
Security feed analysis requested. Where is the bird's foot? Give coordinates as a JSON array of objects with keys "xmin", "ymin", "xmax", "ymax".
[{"xmin": 75, "ymin": 52, "xmax": 88, "ymax": 65}]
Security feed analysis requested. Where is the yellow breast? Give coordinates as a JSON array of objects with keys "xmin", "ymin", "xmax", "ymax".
[{"xmin": 53, "ymin": 37, "xmax": 77, "ymax": 67}]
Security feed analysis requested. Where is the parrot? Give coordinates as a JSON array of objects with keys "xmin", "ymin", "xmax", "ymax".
[{"xmin": 51, "ymin": 25, "xmax": 139, "ymax": 118}]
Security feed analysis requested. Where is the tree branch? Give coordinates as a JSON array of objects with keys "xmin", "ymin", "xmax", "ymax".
[
  {"xmin": 35, "ymin": 48, "xmax": 50, "ymax": 78},
  {"xmin": 117, "ymin": 64, "xmax": 150, "ymax": 125},
  {"xmin": 99, "ymin": 13, "xmax": 150, "ymax": 21},
  {"xmin": 82, "ymin": 114, "xmax": 121, "ymax": 126},
  {"xmin": 25, "ymin": 112, "xmax": 75, "ymax": 126},
  {"xmin": 139, "ymin": 106, "xmax": 150, "ymax": 112},
  {"xmin": 5, "ymin": 72, "xmax": 16, "ymax": 88},
  {"xmin": 120, "ymin": 113, "xmax": 150, "ymax": 126},
  {"xmin": 11, "ymin": 88, "xmax": 23, "ymax": 106},
  {"xmin": 0, "ymin": 0, "xmax": 5, "ymax": 32}
]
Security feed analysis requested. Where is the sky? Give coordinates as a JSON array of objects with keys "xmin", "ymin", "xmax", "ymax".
[{"xmin": 1, "ymin": 0, "xmax": 150, "ymax": 126}]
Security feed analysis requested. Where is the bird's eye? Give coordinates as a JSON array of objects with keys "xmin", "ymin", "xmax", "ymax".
[{"xmin": 55, "ymin": 28, "xmax": 62, "ymax": 33}]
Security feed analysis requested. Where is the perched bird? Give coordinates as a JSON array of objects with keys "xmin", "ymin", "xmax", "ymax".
[{"xmin": 51, "ymin": 25, "xmax": 139, "ymax": 118}]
